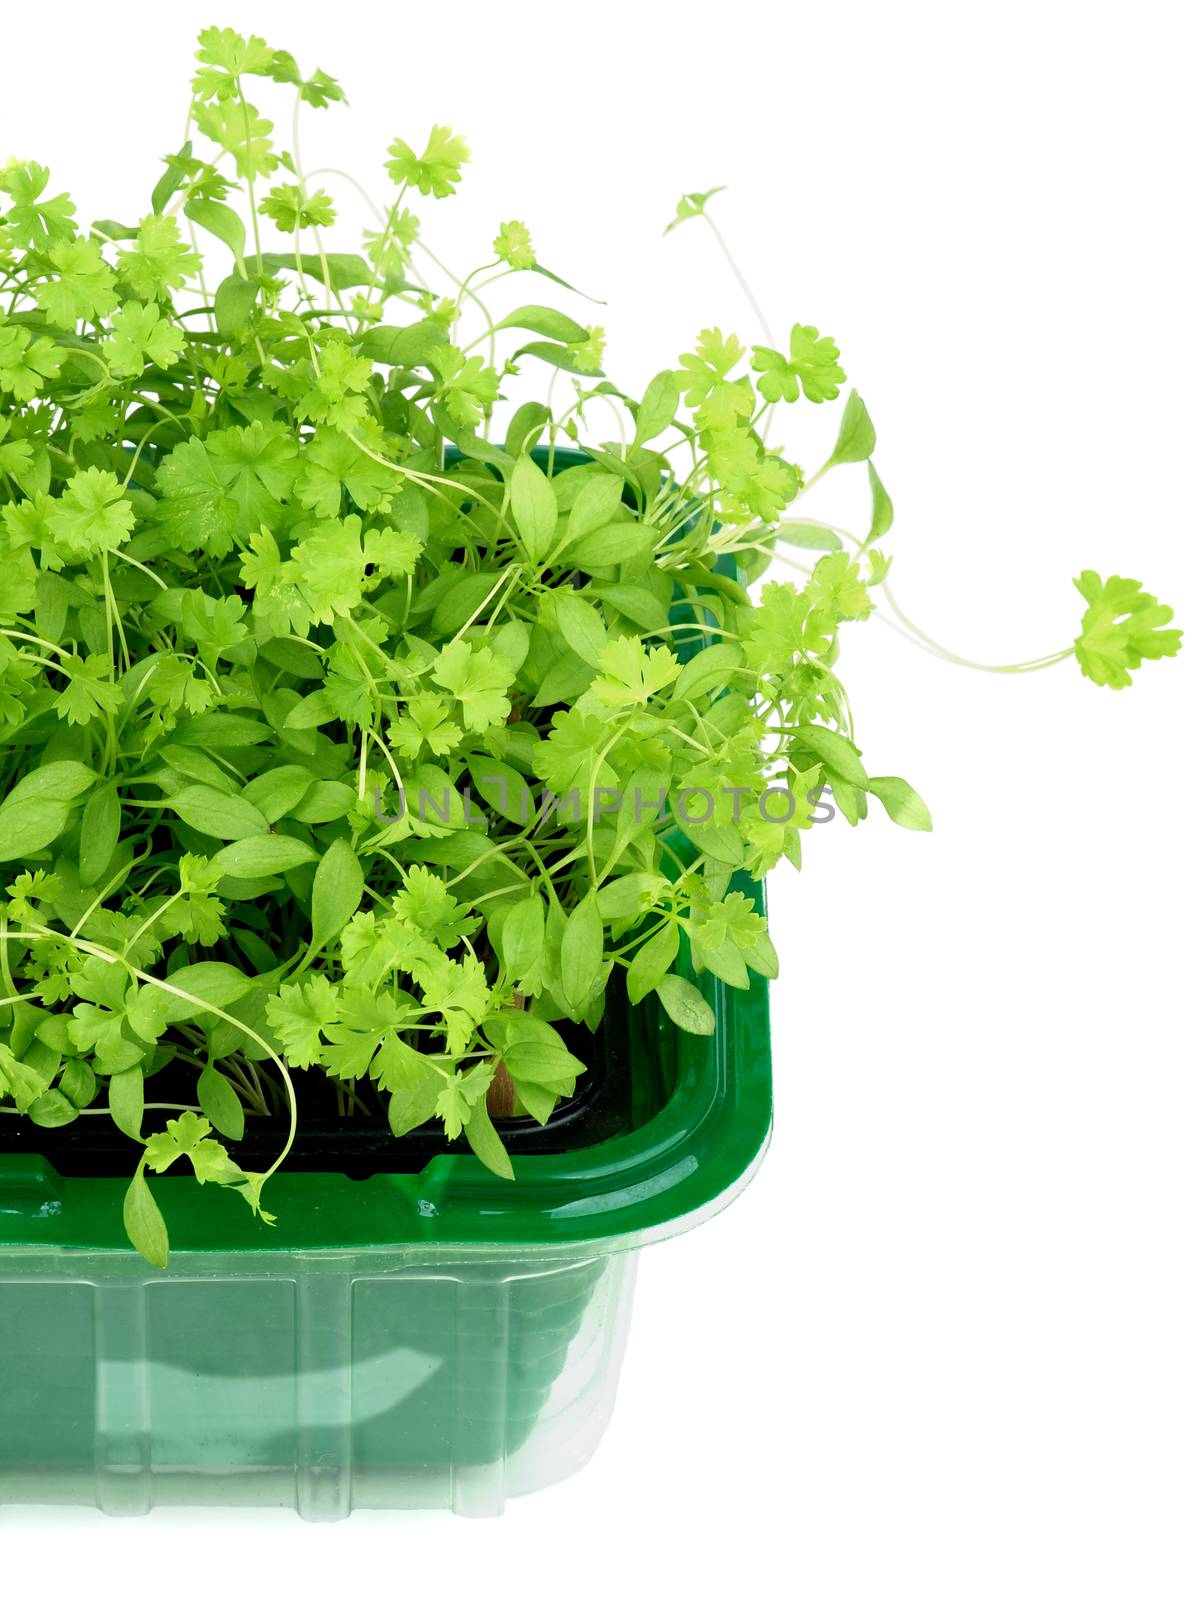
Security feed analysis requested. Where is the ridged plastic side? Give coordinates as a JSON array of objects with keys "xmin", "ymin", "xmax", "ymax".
[
  {"xmin": 0, "ymin": 1250, "xmax": 637, "ymax": 1518},
  {"xmin": 0, "ymin": 895, "xmax": 770, "ymax": 1516}
]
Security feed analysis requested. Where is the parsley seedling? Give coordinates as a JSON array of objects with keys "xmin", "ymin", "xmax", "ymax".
[{"xmin": 0, "ymin": 28, "xmax": 1180, "ymax": 1265}]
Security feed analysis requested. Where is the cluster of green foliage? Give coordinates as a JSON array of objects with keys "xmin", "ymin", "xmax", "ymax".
[{"xmin": 0, "ymin": 28, "xmax": 1181, "ymax": 1263}]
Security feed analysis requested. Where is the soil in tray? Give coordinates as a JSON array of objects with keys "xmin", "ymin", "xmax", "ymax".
[{"xmin": 0, "ymin": 1009, "xmax": 642, "ymax": 1179}]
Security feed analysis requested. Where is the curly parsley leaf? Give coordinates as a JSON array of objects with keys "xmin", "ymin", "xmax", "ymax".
[
  {"xmin": 105, "ymin": 300, "xmax": 185, "ymax": 376},
  {"xmin": 386, "ymin": 125, "xmax": 470, "ymax": 197},
  {"xmin": 752, "ymin": 323, "xmax": 846, "ymax": 404},
  {"xmin": 1073, "ymin": 572, "xmax": 1183, "ymax": 689}
]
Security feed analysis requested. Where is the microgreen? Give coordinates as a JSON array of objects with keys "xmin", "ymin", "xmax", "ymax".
[{"xmin": 0, "ymin": 28, "xmax": 1180, "ymax": 1265}]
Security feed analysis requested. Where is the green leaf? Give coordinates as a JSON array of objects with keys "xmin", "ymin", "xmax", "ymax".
[
  {"xmin": 79, "ymin": 784, "xmax": 120, "ymax": 886},
  {"xmin": 634, "ymin": 369, "xmax": 680, "ymax": 446},
  {"xmin": 385, "ymin": 1044, "xmax": 442, "ymax": 1137},
  {"xmin": 431, "ymin": 640, "xmax": 514, "ymax": 731},
  {"xmin": 292, "ymin": 782, "xmax": 355, "ymax": 823},
  {"xmin": 34, "ymin": 238, "xmax": 117, "ymax": 325},
  {"xmin": 1072, "ymin": 571, "xmax": 1183, "ymax": 690},
  {"xmin": 259, "ymin": 253, "xmax": 379, "ymax": 292},
  {"xmin": 504, "ymin": 402, "xmax": 551, "ymax": 457},
  {"xmin": 510, "ymin": 453, "xmax": 558, "ymax": 565},
  {"xmin": 60, "ymin": 1058, "xmax": 98, "ymax": 1110},
  {"xmin": 466, "ymin": 754, "xmax": 535, "ymax": 826},
  {"xmin": 627, "ymin": 921, "xmax": 680, "ymax": 1006},
  {"xmin": 511, "ymin": 339, "xmax": 605, "ymax": 377},
  {"xmin": 866, "ymin": 461, "xmax": 894, "ymax": 544},
  {"xmin": 671, "ymin": 641, "xmax": 743, "ymax": 704},
  {"xmin": 358, "ymin": 317, "xmax": 449, "ymax": 367},
  {"xmin": 240, "ymin": 765, "xmax": 315, "ymax": 823},
  {"xmin": 553, "ymin": 591, "xmax": 607, "ymax": 668},
  {"xmin": 109, "ymin": 1066, "xmax": 145, "ymax": 1140},
  {"xmin": 167, "ymin": 785, "xmax": 270, "ymax": 840},
  {"xmin": 499, "ymin": 1039, "xmax": 579, "ymax": 1089},
  {"xmin": 751, "ymin": 324, "xmax": 845, "ymax": 405},
  {"xmin": 266, "ymin": 975, "xmax": 339, "ymax": 1066},
  {"xmin": 867, "ymin": 776, "xmax": 932, "ymax": 831},
  {"xmin": 566, "ymin": 475, "xmax": 625, "ymax": 542},
  {"xmin": 656, "ymin": 974, "xmax": 716, "ymax": 1035},
  {"xmin": 28, "ymin": 1089, "xmax": 79, "ymax": 1129},
  {"xmin": 790, "ymin": 724, "xmax": 869, "ymax": 787},
  {"xmin": 170, "ymin": 713, "xmax": 274, "ymax": 748},
  {"xmin": 0, "ymin": 1046, "xmax": 51, "ymax": 1114},
  {"xmin": 529, "ymin": 649, "xmax": 594, "ymax": 709},
  {"xmin": 431, "ymin": 570, "xmax": 502, "ymax": 635},
  {"xmin": 494, "ymin": 220, "xmax": 536, "ymax": 270},
  {"xmin": 560, "ymin": 892, "xmax": 603, "ymax": 1014},
  {"xmin": 530, "ymin": 261, "xmax": 605, "ymax": 303},
  {"xmin": 501, "ymin": 894, "xmax": 544, "ymax": 977},
  {"xmin": 46, "ymin": 469, "xmax": 134, "ymax": 557},
  {"xmin": 386, "ymin": 125, "xmax": 470, "ymax": 198},
  {"xmin": 105, "ymin": 300, "xmax": 185, "ymax": 375},
  {"xmin": 5, "ymin": 760, "xmax": 96, "ymax": 806},
  {"xmin": 776, "ymin": 519, "xmax": 843, "ymax": 552},
  {"xmin": 123, "ymin": 1168, "xmax": 169, "ymax": 1269},
  {"xmin": 494, "ymin": 305, "xmax": 589, "ymax": 343},
  {"xmin": 184, "ymin": 197, "xmax": 246, "ymax": 263},
  {"xmin": 2, "ymin": 161, "xmax": 76, "ymax": 250},
  {"xmin": 198, "ymin": 1066, "xmax": 246, "ymax": 1141},
  {"xmin": 566, "ymin": 521, "xmax": 653, "ymax": 571},
  {"xmin": 596, "ymin": 872, "xmax": 667, "ymax": 921},
  {"xmin": 825, "ymin": 389, "xmax": 876, "ymax": 468},
  {"xmin": 464, "ymin": 1096, "xmax": 514, "ymax": 1180},
  {"xmin": 590, "ymin": 583, "xmax": 671, "ymax": 633},
  {"xmin": 157, "ymin": 962, "xmax": 254, "ymax": 1023},
  {"xmin": 151, "ymin": 141, "xmax": 193, "ymax": 215},
  {"xmin": 311, "ymin": 838, "xmax": 364, "ymax": 947},
  {"xmin": 259, "ymin": 183, "xmax": 337, "ymax": 233},
  {"xmin": 664, "ymin": 186, "xmax": 726, "ymax": 234},
  {"xmin": 593, "ymin": 636, "xmax": 681, "ymax": 707},
  {"xmin": 213, "ymin": 273, "xmax": 258, "ymax": 337},
  {"xmin": 117, "ymin": 215, "xmax": 199, "ymax": 300},
  {"xmin": 213, "ymin": 835, "xmax": 319, "ymax": 877},
  {"xmin": 0, "ymin": 798, "xmax": 72, "ymax": 861}
]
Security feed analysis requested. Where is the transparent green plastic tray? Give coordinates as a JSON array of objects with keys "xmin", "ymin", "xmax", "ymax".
[
  {"xmin": 0, "ymin": 444, "xmax": 771, "ymax": 1516},
  {"xmin": 0, "ymin": 964, "xmax": 770, "ymax": 1517}
]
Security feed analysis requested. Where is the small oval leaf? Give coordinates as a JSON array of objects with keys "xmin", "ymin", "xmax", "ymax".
[
  {"xmin": 656, "ymin": 975, "xmax": 716, "ymax": 1035},
  {"xmin": 311, "ymin": 838, "xmax": 365, "ymax": 948},
  {"xmin": 213, "ymin": 835, "xmax": 318, "ymax": 877},
  {"xmin": 168, "ymin": 785, "xmax": 270, "ymax": 841},
  {"xmin": 123, "ymin": 1169, "xmax": 169, "ymax": 1269}
]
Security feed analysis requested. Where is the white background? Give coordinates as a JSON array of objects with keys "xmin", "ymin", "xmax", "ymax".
[{"xmin": 3, "ymin": 1, "xmax": 1198, "ymax": 1595}]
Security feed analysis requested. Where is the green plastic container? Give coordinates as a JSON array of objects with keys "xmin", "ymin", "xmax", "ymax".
[
  {"xmin": 0, "ymin": 961, "xmax": 770, "ymax": 1517},
  {"xmin": 0, "ymin": 447, "xmax": 770, "ymax": 1517}
]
